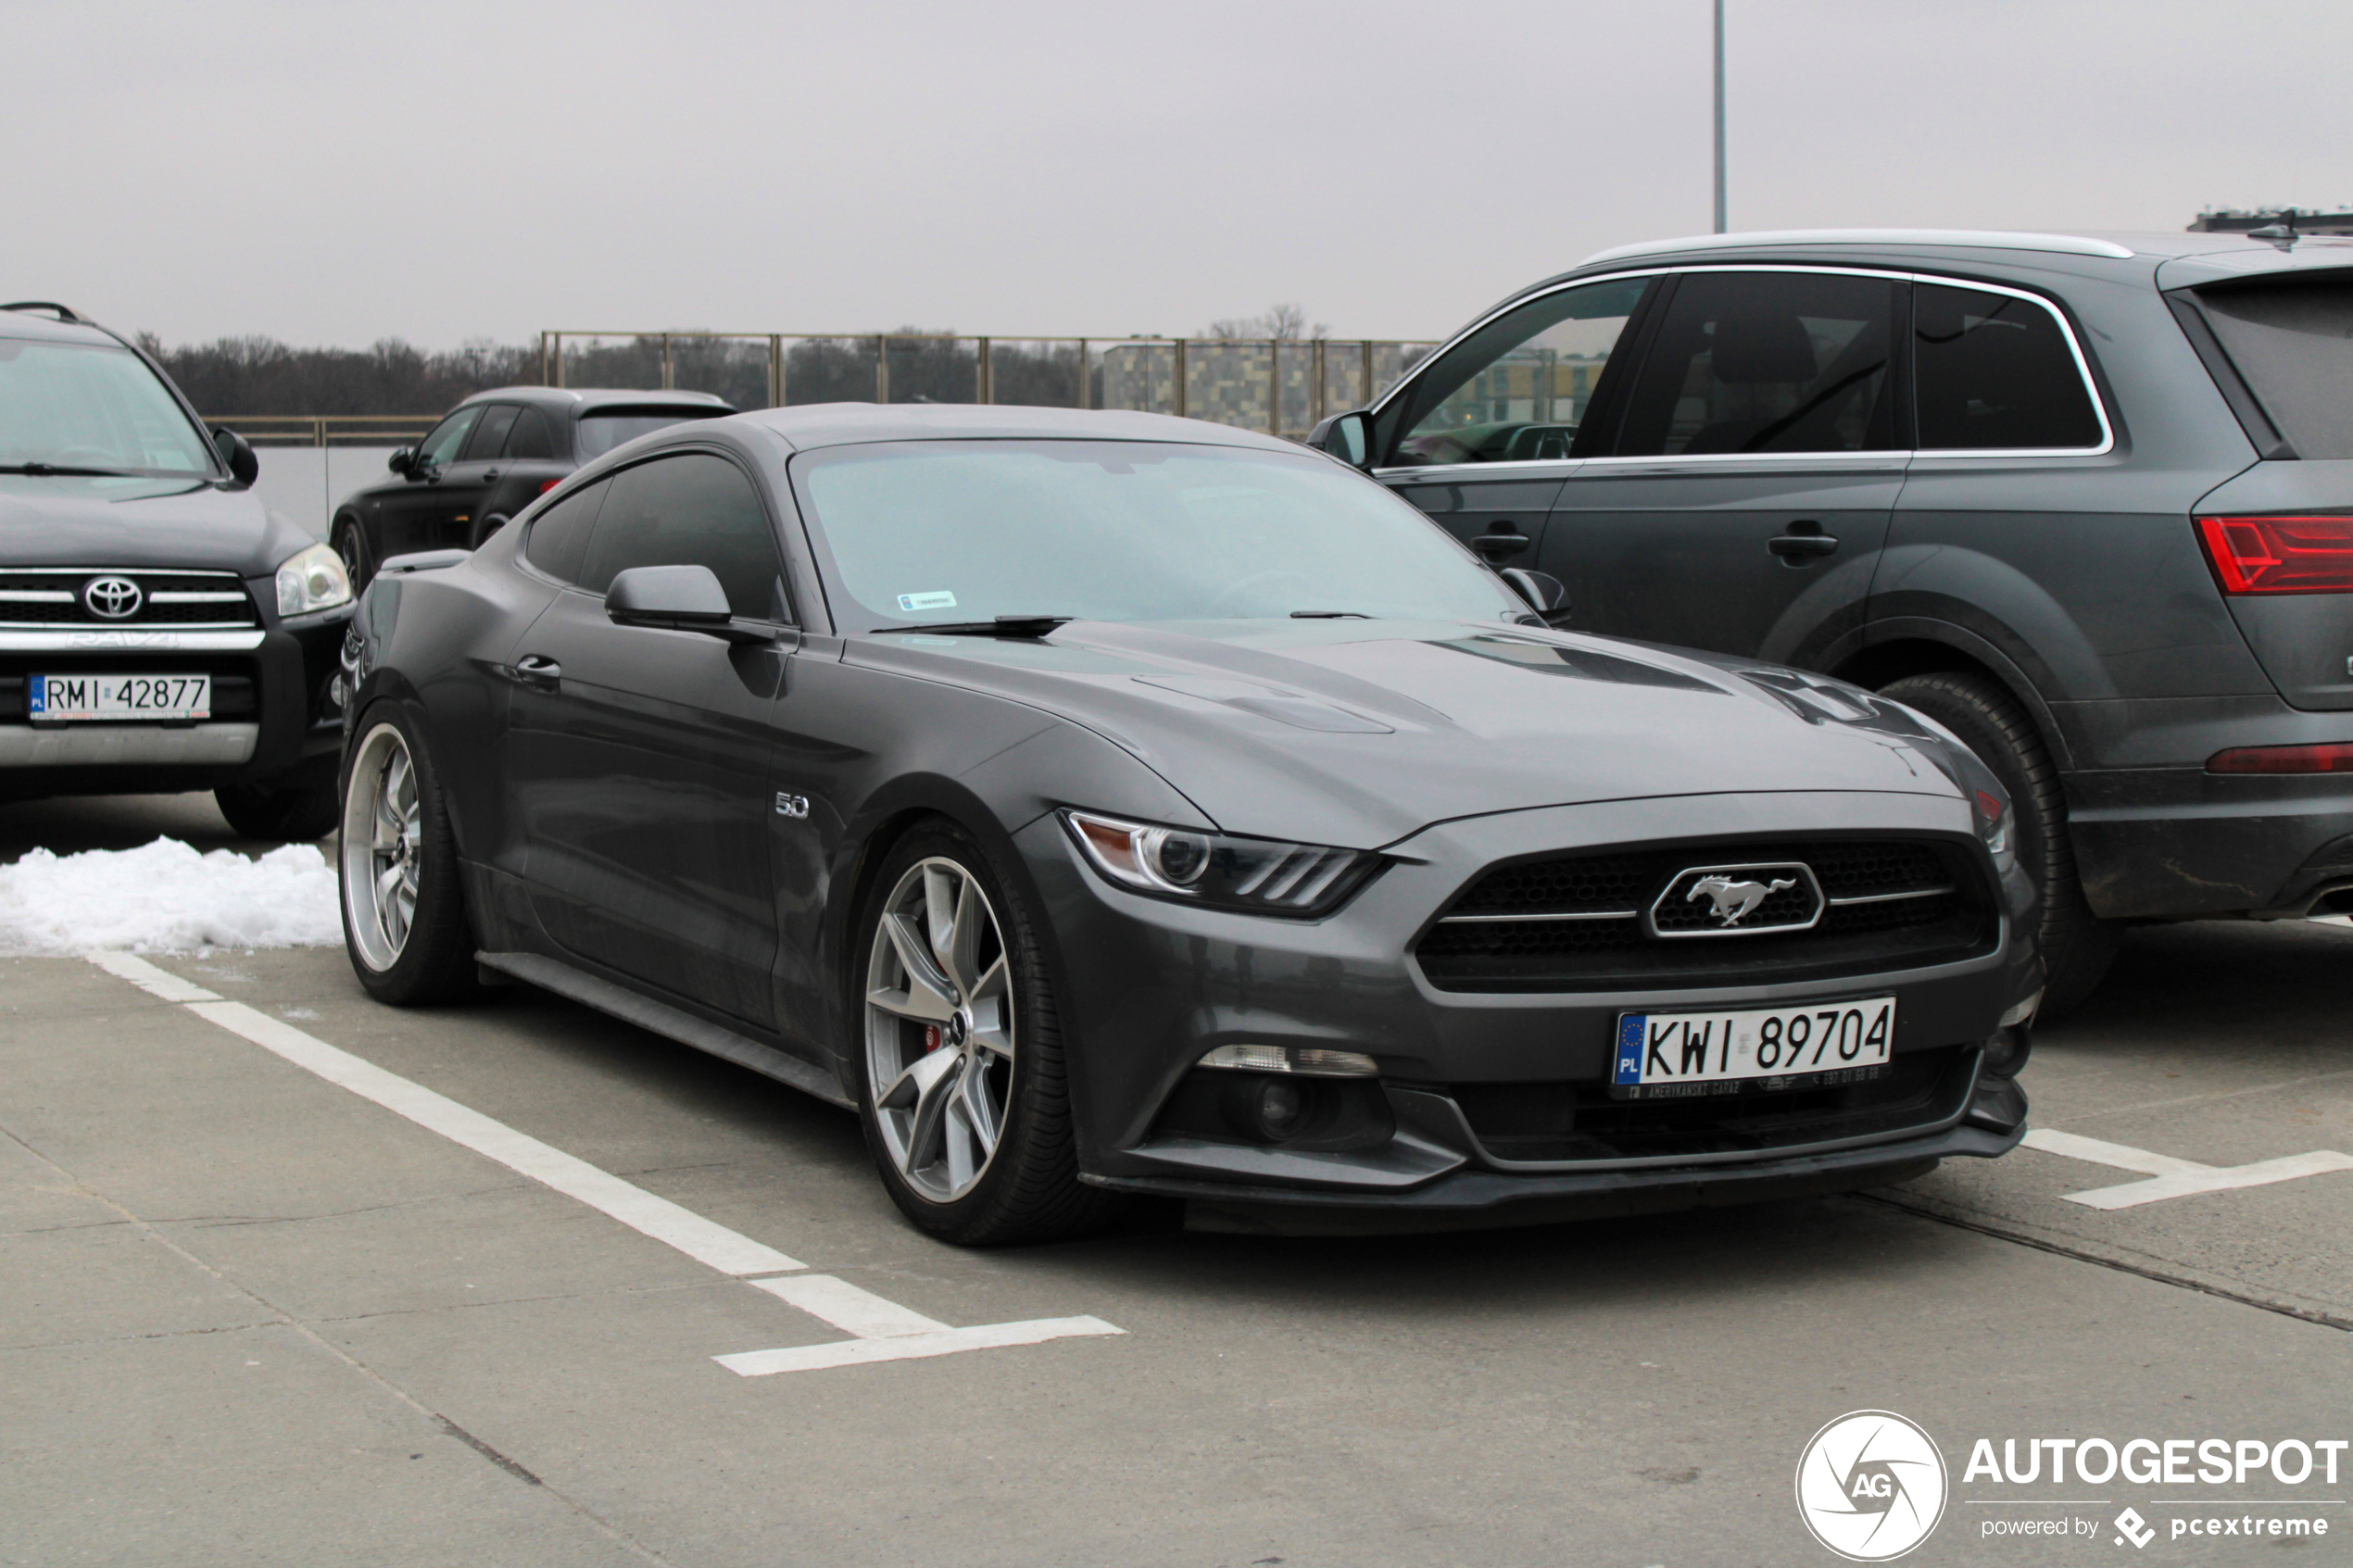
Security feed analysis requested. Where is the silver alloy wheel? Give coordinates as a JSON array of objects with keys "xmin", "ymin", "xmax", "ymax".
[
  {"xmin": 342, "ymin": 721, "xmax": 422, "ymax": 972},
  {"xmin": 863, "ymin": 857, "xmax": 1016, "ymax": 1204}
]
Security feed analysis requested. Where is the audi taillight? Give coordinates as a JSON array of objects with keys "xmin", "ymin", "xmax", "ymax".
[
  {"xmin": 2196, "ymin": 514, "xmax": 2353, "ymax": 595},
  {"xmin": 2208, "ymin": 743, "xmax": 2353, "ymax": 774}
]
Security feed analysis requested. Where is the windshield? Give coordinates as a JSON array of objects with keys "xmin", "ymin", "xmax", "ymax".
[
  {"xmin": 795, "ymin": 439, "xmax": 1523, "ymax": 628},
  {"xmin": 2196, "ymin": 277, "xmax": 2353, "ymax": 459},
  {"xmin": 575, "ymin": 409, "xmax": 726, "ymax": 458},
  {"xmin": 0, "ymin": 338, "xmax": 213, "ymax": 476}
]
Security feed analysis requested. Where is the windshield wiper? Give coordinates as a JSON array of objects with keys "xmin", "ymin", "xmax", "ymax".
[
  {"xmin": 1290, "ymin": 609, "xmax": 1369, "ymax": 619},
  {"xmin": 885, "ymin": 615, "xmax": 1071, "ymax": 639},
  {"xmin": 0, "ymin": 462, "xmax": 138, "ymax": 477}
]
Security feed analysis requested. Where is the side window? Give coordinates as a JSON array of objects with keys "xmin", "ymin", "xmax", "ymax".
[
  {"xmin": 505, "ymin": 407, "xmax": 558, "ymax": 460},
  {"xmin": 1616, "ymin": 270, "xmax": 1901, "ymax": 457},
  {"xmin": 578, "ymin": 453, "xmax": 788, "ymax": 621},
  {"xmin": 524, "ymin": 479, "xmax": 607, "ymax": 583},
  {"xmin": 1914, "ymin": 283, "xmax": 2104, "ymax": 450},
  {"xmin": 1389, "ymin": 276, "xmax": 1651, "ymax": 467},
  {"xmin": 461, "ymin": 404, "xmax": 520, "ymax": 461},
  {"xmin": 415, "ymin": 407, "xmax": 481, "ymax": 470}
]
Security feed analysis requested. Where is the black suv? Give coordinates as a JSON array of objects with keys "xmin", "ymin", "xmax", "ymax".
[
  {"xmin": 331, "ymin": 386, "xmax": 730, "ymax": 587},
  {"xmin": 1315, "ymin": 228, "xmax": 2353, "ymax": 1013},
  {"xmin": 0, "ymin": 302, "xmax": 350, "ymax": 838}
]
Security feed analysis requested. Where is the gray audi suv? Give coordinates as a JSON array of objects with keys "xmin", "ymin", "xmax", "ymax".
[{"xmin": 1316, "ymin": 228, "xmax": 2353, "ymax": 1014}]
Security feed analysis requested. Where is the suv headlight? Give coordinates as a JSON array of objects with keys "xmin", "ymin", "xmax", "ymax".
[
  {"xmin": 276, "ymin": 542, "xmax": 353, "ymax": 618},
  {"xmin": 1061, "ymin": 809, "xmax": 1381, "ymax": 917}
]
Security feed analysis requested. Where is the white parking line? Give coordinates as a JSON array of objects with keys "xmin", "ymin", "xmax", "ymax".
[
  {"xmin": 81, "ymin": 949, "xmax": 1124, "ymax": 1375},
  {"xmin": 2022, "ymin": 1126, "xmax": 2353, "ymax": 1210}
]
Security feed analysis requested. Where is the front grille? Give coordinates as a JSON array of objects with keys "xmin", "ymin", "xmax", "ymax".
[
  {"xmin": 1416, "ymin": 836, "xmax": 1994, "ymax": 991},
  {"xmin": 1442, "ymin": 1044, "xmax": 1975, "ymax": 1163},
  {"xmin": 0, "ymin": 571, "xmax": 258, "ymax": 629}
]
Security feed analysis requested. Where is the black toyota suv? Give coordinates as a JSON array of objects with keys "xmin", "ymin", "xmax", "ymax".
[
  {"xmin": 1315, "ymin": 228, "xmax": 2353, "ymax": 1014},
  {"xmin": 0, "ymin": 302, "xmax": 351, "ymax": 838},
  {"xmin": 329, "ymin": 386, "xmax": 732, "ymax": 588}
]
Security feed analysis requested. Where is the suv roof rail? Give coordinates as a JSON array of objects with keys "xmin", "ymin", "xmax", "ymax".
[
  {"xmin": 1579, "ymin": 230, "xmax": 2138, "ymax": 266},
  {"xmin": 0, "ymin": 301, "xmax": 90, "ymax": 323}
]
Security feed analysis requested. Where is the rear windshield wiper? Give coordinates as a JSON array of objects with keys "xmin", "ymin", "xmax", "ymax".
[
  {"xmin": 1290, "ymin": 610, "xmax": 1369, "ymax": 619},
  {"xmin": 0, "ymin": 462, "xmax": 139, "ymax": 477},
  {"xmin": 884, "ymin": 615, "xmax": 1072, "ymax": 639}
]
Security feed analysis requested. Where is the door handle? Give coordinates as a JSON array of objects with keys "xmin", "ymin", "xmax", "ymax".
[
  {"xmin": 514, "ymin": 654, "xmax": 560, "ymax": 691},
  {"xmin": 1768, "ymin": 522, "xmax": 1840, "ymax": 560},
  {"xmin": 1472, "ymin": 526, "xmax": 1532, "ymax": 560},
  {"xmin": 481, "ymin": 469, "xmax": 500, "ymax": 482}
]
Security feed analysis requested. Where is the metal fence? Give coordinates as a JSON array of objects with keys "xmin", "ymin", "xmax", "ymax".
[
  {"xmin": 538, "ymin": 332, "xmax": 1440, "ymax": 441},
  {"xmin": 201, "ymin": 414, "xmax": 442, "ymax": 447}
]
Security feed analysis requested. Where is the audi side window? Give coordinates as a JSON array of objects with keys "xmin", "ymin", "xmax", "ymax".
[
  {"xmin": 461, "ymin": 404, "xmax": 521, "ymax": 462},
  {"xmin": 414, "ymin": 407, "xmax": 481, "ymax": 470},
  {"xmin": 505, "ymin": 407, "xmax": 558, "ymax": 460},
  {"xmin": 1616, "ymin": 271, "xmax": 1901, "ymax": 457},
  {"xmin": 1389, "ymin": 276, "xmax": 1650, "ymax": 467},
  {"xmin": 578, "ymin": 453, "xmax": 789, "ymax": 621},
  {"xmin": 1912, "ymin": 284, "xmax": 2104, "ymax": 451},
  {"xmin": 523, "ymin": 479, "xmax": 608, "ymax": 583}
]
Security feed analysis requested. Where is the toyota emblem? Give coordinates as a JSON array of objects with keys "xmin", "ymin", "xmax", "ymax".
[{"xmin": 82, "ymin": 576, "xmax": 143, "ymax": 620}]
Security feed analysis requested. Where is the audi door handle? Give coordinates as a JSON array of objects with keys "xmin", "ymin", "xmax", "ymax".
[
  {"xmin": 1473, "ymin": 530, "xmax": 1532, "ymax": 560},
  {"xmin": 514, "ymin": 654, "xmax": 561, "ymax": 691},
  {"xmin": 1768, "ymin": 533, "xmax": 1840, "ymax": 559}
]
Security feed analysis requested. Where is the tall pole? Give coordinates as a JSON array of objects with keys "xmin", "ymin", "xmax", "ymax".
[{"xmin": 1712, "ymin": 0, "xmax": 1727, "ymax": 233}]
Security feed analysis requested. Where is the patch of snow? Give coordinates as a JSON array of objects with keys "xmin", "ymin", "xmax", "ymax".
[{"xmin": 0, "ymin": 837, "xmax": 342, "ymax": 955}]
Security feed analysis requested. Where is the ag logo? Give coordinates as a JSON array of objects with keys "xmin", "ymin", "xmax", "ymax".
[{"xmin": 1795, "ymin": 1411, "xmax": 1947, "ymax": 1561}]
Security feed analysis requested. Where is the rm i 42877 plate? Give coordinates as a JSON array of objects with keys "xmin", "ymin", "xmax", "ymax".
[
  {"xmin": 1611, "ymin": 997, "xmax": 1894, "ymax": 1099},
  {"xmin": 28, "ymin": 673, "xmax": 211, "ymax": 722}
]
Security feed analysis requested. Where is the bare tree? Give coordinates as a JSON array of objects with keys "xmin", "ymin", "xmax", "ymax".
[{"xmin": 1202, "ymin": 303, "xmax": 1327, "ymax": 342}]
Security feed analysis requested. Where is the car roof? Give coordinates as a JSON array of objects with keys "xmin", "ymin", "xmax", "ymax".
[
  {"xmin": 734, "ymin": 401, "xmax": 1306, "ymax": 454},
  {"xmin": 458, "ymin": 386, "xmax": 735, "ymax": 417},
  {"xmin": 0, "ymin": 307, "xmax": 130, "ymax": 348}
]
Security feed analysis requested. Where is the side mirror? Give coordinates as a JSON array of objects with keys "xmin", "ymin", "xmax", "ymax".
[
  {"xmin": 1311, "ymin": 409, "xmax": 1372, "ymax": 470},
  {"xmin": 605, "ymin": 564, "xmax": 771, "ymax": 643},
  {"xmin": 209, "ymin": 427, "xmax": 259, "ymax": 487},
  {"xmin": 386, "ymin": 446, "xmax": 415, "ymax": 478},
  {"xmin": 1502, "ymin": 567, "xmax": 1573, "ymax": 628}
]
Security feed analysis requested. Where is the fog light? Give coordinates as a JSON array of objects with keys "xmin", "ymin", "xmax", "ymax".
[
  {"xmin": 1982, "ymin": 1023, "xmax": 2032, "ymax": 1078},
  {"xmin": 1254, "ymin": 1079, "xmax": 1307, "ymax": 1139},
  {"xmin": 1198, "ymin": 1043, "xmax": 1378, "ymax": 1077}
]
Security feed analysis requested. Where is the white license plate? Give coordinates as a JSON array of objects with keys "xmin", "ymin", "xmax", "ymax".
[
  {"xmin": 28, "ymin": 672, "xmax": 211, "ymax": 722},
  {"xmin": 1611, "ymin": 997, "xmax": 1895, "ymax": 1099}
]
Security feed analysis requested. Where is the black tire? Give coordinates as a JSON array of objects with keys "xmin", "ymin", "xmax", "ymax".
[
  {"xmin": 849, "ymin": 817, "xmax": 1122, "ymax": 1246},
  {"xmin": 215, "ymin": 771, "xmax": 339, "ymax": 842},
  {"xmin": 333, "ymin": 515, "xmax": 373, "ymax": 593},
  {"xmin": 1880, "ymin": 671, "xmax": 2122, "ymax": 1019},
  {"xmin": 339, "ymin": 702, "xmax": 481, "ymax": 1006}
]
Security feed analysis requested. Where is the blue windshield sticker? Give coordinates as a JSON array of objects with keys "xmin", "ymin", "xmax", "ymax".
[{"xmin": 898, "ymin": 590, "xmax": 957, "ymax": 612}]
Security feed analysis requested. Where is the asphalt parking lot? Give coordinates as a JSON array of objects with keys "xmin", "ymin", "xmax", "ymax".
[{"xmin": 4, "ymin": 800, "xmax": 2349, "ymax": 1567}]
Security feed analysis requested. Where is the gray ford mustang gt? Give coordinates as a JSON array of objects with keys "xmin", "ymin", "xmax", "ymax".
[{"xmin": 339, "ymin": 404, "xmax": 2042, "ymax": 1244}]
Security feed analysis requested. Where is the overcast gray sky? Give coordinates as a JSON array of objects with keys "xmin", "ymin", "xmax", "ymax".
[{"xmin": 7, "ymin": 0, "xmax": 2347, "ymax": 348}]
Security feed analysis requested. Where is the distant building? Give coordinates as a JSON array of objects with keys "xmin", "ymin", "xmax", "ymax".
[{"xmin": 2189, "ymin": 208, "xmax": 2353, "ymax": 235}]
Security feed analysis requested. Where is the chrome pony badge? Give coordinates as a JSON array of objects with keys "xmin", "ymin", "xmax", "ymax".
[
  {"xmin": 82, "ymin": 575, "xmax": 143, "ymax": 620},
  {"xmin": 1689, "ymin": 874, "xmax": 1796, "ymax": 925},
  {"xmin": 1647, "ymin": 861, "xmax": 1824, "ymax": 937}
]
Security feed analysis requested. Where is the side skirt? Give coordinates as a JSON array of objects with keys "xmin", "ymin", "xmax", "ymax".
[{"xmin": 476, "ymin": 949, "xmax": 854, "ymax": 1110}]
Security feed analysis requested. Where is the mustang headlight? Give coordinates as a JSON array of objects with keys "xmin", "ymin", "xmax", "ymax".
[
  {"xmin": 276, "ymin": 542, "xmax": 353, "ymax": 618},
  {"xmin": 1061, "ymin": 809, "xmax": 1380, "ymax": 917}
]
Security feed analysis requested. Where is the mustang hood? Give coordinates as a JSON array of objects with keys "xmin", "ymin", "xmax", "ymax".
[
  {"xmin": 0, "ymin": 474, "xmax": 309, "ymax": 575},
  {"xmin": 850, "ymin": 619, "xmax": 1982, "ymax": 848}
]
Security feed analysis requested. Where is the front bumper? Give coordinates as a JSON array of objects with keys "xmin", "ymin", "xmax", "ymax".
[
  {"xmin": 0, "ymin": 609, "xmax": 352, "ymax": 796},
  {"xmin": 1023, "ymin": 789, "xmax": 2039, "ymax": 1216}
]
